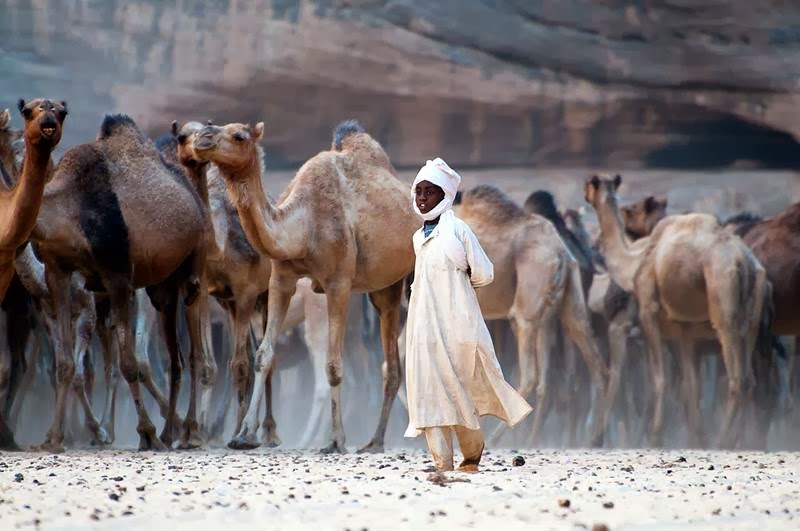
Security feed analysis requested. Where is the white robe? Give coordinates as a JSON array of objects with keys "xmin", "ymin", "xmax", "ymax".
[{"xmin": 404, "ymin": 216, "xmax": 533, "ymax": 437}]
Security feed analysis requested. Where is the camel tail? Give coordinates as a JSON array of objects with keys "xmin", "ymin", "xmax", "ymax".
[
  {"xmin": 332, "ymin": 119, "xmax": 365, "ymax": 151},
  {"xmin": 756, "ymin": 279, "xmax": 776, "ymax": 360}
]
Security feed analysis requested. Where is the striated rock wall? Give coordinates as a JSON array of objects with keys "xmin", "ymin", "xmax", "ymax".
[{"xmin": 1, "ymin": 0, "xmax": 799, "ymax": 169}]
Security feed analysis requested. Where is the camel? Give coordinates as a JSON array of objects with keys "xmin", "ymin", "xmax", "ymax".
[
  {"xmin": 0, "ymin": 108, "xmax": 22, "ymax": 182},
  {"xmin": 524, "ymin": 191, "xmax": 595, "ymax": 296},
  {"xmin": 0, "ymin": 99, "xmax": 67, "ymax": 450},
  {"xmin": 0, "ymin": 99, "xmax": 66, "ymax": 302},
  {"xmin": 28, "ymin": 113, "xmax": 213, "ymax": 452},
  {"xmin": 164, "ymin": 121, "xmax": 335, "ymax": 447},
  {"xmin": 585, "ymin": 174, "xmax": 772, "ymax": 448},
  {"xmin": 191, "ymin": 119, "xmax": 418, "ymax": 452},
  {"xmin": 621, "ymin": 196, "xmax": 668, "ymax": 241},
  {"xmin": 454, "ymin": 185, "xmax": 610, "ymax": 447}
]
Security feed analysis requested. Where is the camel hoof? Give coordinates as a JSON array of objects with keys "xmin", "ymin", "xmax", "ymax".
[
  {"xmin": 356, "ymin": 440, "xmax": 384, "ymax": 454},
  {"xmin": 138, "ymin": 429, "xmax": 167, "ymax": 451},
  {"xmin": 39, "ymin": 442, "xmax": 66, "ymax": 454},
  {"xmin": 228, "ymin": 434, "xmax": 260, "ymax": 450},
  {"xmin": 261, "ymin": 434, "xmax": 281, "ymax": 449},
  {"xmin": 319, "ymin": 440, "xmax": 346, "ymax": 454},
  {"xmin": 589, "ymin": 433, "xmax": 604, "ymax": 449},
  {"xmin": 90, "ymin": 427, "xmax": 113, "ymax": 447}
]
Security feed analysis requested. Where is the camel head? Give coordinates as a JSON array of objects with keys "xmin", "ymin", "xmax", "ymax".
[
  {"xmin": 192, "ymin": 121, "xmax": 264, "ymax": 172},
  {"xmin": 584, "ymin": 173, "xmax": 621, "ymax": 209},
  {"xmin": 621, "ymin": 195, "xmax": 667, "ymax": 240},
  {"xmin": 171, "ymin": 120, "xmax": 208, "ymax": 170},
  {"xmin": 17, "ymin": 98, "xmax": 67, "ymax": 148}
]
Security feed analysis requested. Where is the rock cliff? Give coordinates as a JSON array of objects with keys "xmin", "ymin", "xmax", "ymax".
[{"xmin": 1, "ymin": 0, "xmax": 798, "ymax": 168}]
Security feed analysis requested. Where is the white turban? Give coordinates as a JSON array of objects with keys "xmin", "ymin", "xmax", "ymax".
[{"xmin": 411, "ymin": 158, "xmax": 467, "ymax": 271}]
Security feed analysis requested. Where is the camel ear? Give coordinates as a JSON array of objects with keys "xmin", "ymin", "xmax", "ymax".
[
  {"xmin": 588, "ymin": 175, "xmax": 600, "ymax": 189},
  {"xmin": 60, "ymin": 101, "xmax": 68, "ymax": 116},
  {"xmin": 656, "ymin": 196, "xmax": 668, "ymax": 210},
  {"xmin": 253, "ymin": 122, "xmax": 264, "ymax": 141},
  {"xmin": 17, "ymin": 99, "xmax": 27, "ymax": 116},
  {"xmin": 613, "ymin": 174, "xmax": 622, "ymax": 190},
  {"xmin": 643, "ymin": 196, "xmax": 656, "ymax": 212},
  {"xmin": 0, "ymin": 109, "xmax": 8, "ymax": 129},
  {"xmin": 171, "ymin": 120, "xmax": 179, "ymax": 137}
]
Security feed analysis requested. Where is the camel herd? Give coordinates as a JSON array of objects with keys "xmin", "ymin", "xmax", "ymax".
[{"xmin": 0, "ymin": 98, "xmax": 797, "ymax": 454}]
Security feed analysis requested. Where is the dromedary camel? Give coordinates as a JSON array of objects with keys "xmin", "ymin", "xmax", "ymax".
[
  {"xmin": 0, "ymin": 108, "xmax": 22, "ymax": 182},
  {"xmin": 191, "ymin": 119, "xmax": 418, "ymax": 452},
  {"xmin": 165, "ymin": 121, "xmax": 330, "ymax": 447},
  {"xmin": 0, "ymin": 99, "xmax": 66, "ymax": 450},
  {"xmin": 28, "ymin": 113, "xmax": 212, "ymax": 452},
  {"xmin": 585, "ymin": 174, "xmax": 772, "ymax": 448},
  {"xmin": 524, "ymin": 191, "xmax": 595, "ymax": 296},
  {"xmin": 455, "ymin": 185, "xmax": 610, "ymax": 447}
]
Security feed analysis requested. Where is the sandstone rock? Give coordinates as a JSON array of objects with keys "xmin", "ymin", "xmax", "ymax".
[{"xmin": 1, "ymin": 0, "xmax": 798, "ymax": 169}]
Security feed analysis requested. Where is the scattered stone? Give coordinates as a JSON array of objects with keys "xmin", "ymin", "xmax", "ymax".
[
  {"xmin": 108, "ymin": 493, "xmax": 120, "ymax": 502},
  {"xmin": 592, "ymin": 524, "xmax": 610, "ymax": 531},
  {"xmin": 621, "ymin": 465, "xmax": 634, "ymax": 473},
  {"xmin": 14, "ymin": 473, "xmax": 23, "ymax": 483},
  {"xmin": 708, "ymin": 465, "xmax": 715, "ymax": 471},
  {"xmin": 512, "ymin": 456, "xmax": 525, "ymax": 467},
  {"xmin": 558, "ymin": 498, "xmax": 571, "ymax": 508},
  {"xmin": 676, "ymin": 457, "xmax": 687, "ymax": 463},
  {"xmin": 602, "ymin": 501, "xmax": 615, "ymax": 509}
]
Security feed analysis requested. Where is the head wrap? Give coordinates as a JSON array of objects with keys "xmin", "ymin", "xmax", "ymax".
[{"xmin": 411, "ymin": 158, "xmax": 468, "ymax": 271}]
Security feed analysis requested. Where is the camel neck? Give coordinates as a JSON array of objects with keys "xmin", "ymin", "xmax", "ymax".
[
  {"xmin": 0, "ymin": 143, "xmax": 52, "ymax": 249},
  {"xmin": 221, "ymin": 155, "xmax": 306, "ymax": 261},
  {"xmin": 595, "ymin": 198, "xmax": 639, "ymax": 292}
]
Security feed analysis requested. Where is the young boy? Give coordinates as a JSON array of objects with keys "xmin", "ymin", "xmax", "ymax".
[{"xmin": 404, "ymin": 158, "xmax": 532, "ymax": 473}]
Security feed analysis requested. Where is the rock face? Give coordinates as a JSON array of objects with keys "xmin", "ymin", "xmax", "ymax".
[{"xmin": 1, "ymin": 0, "xmax": 798, "ymax": 169}]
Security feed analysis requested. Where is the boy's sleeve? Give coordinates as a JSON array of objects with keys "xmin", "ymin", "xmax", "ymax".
[{"xmin": 461, "ymin": 223, "xmax": 494, "ymax": 288}]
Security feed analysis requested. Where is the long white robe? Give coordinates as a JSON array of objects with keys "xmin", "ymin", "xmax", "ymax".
[{"xmin": 404, "ymin": 216, "xmax": 533, "ymax": 437}]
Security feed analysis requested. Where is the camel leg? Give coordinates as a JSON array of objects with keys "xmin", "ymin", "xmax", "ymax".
[
  {"xmin": 228, "ymin": 270, "xmax": 297, "ymax": 450},
  {"xmin": 111, "ymin": 282, "xmax": 165, "ymax": 451},
  {"xmin": 95, "ymin": 302, "xmax": 119, "ymax": 444},
  {"xmin": 676, "ymin": 331, "xmax": 704, "ymax": 447},
  {"xmin": 318, "ymin": 281, "xmax": 353, "ymax": 454},
  {"xmin": 133, "ymin": 293, "xmax": 171, "ymax": 424},
  {"xmin": 560, "ymin": 263, "xmax": 609, "ymax": 448},
  {"xmin": 230, "ymin": 297, "xmax": 255, "ymax": 434},
  {"xmin": 39, "ymin": 266, "xmax": 75, "ymax": 453},
  {"xmin": 636, "ymin": 264, "xmax": 667, "ymax": 447},
  {"xmin": 0, "ymin": 308, "xmax": 17, "ymax": 450},
  {"xmin": 197, "ymin": 295, "xmax": 218, "ymax": 440},
  {"xmin": 296, "ymin": 309, "xmax": 331, "ymax": 449},
  {"xmin": 154, "ymin": 296, "xmax": 182, "ymax": 448},
  {"xmin": 358, "ymin": 280, "xmax": 403, "ymax": 454},
  {"xmin": 606, "ymin": 307, "xmax": 632, "ymax": 446},
  {"xmin": 0, "ymin": 308, "xmax": 10, "ymax": 409},
  {"xmin": 70, "ymin": 294, "xmax": 107, "ymax": 446},
  {"xmin": 8, "ymin": 335, "xmax": 37, "ymax": 430},
  {"xmin": 179, "ymin": 286, "xmax": 214, "ymax": 449}
]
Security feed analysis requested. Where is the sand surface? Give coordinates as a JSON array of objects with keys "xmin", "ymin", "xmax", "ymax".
[{"xmin": 1, "ymin": 449, "xmax": 798, "ymax": 531}]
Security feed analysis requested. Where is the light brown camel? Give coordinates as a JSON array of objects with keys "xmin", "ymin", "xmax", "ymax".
[
  {"xmin": 191, "ymin": 119, "xmax": 418, "ymax": 452},
  {"xmin": 455, "ymin": 185, "xmax": 610, "ymax": 447},
  {"xmin": 0, "ymin": 99, "xmax": 66, "ymax": 450},
  {"xmin": 0, "ymin": 108, "xmax": 22, "ymax": 182},
  {"xmin": 29, "ymin": 113, "xmax": 212, "ymax": 452},
  {"xmin": 585, "ymin": 174, "xmax": 771, "ymax": 448}
]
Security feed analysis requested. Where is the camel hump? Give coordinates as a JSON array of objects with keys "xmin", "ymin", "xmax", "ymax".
[
  {"xmin": 461, "ymin": 184, "xmax": 527, "ymax": 225},
  {"xmin": 98, "ymin": 113, "xmax": 140, "ymax": 140},
  {"xmin": 332, "ymin": 119, "xmax": 365, "ymax": 151},
  {"xmin": 524, "ymin": 190, "xmax": 567, "ymax": 229}
]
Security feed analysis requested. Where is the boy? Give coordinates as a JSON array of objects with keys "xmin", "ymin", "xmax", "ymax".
[{"xmin": 404, "ymin": 158, "xmax": 532, "ymax": 473}]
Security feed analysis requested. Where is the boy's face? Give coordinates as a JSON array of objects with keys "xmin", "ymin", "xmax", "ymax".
[{"xmin": 415, "ymin": 180, "xmax": 445, "ymax": 214}]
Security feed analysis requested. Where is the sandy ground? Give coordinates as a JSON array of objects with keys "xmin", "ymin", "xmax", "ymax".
[{"xmin": 1, "ymin": 449, "xmax": 798, "ymax": 531}]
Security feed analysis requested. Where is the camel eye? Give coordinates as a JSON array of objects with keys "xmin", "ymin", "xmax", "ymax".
[
  {"xmin": 177, "ymin": 134, "xmax": 188, "ymax": 144},
  {"xmin": 233, "ymin": 132, "xmax": 246, "ymax": 142}
]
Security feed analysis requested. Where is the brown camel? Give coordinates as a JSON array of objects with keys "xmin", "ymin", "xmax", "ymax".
[
  {"xmin": 0, "ymin": 99, "xmax": 66, "ymax": 302},
  {"xmin": 455, "ymin": 185, "xmax": 610, "ymax": 447},
  {"xmin": 585, "ymin": 174, "xmax": 771, "ymax": 448},
  {"xmin": 621, "ymin": 195, "xmax": 668, "ymax": 241},
  {"xmin": 28, "ymin": 113, "xmax": 211, "ymax": 452},
  {"xmin": 191, "ymin": 119, "xmax": 418, "ymax": 452},
  {"xmin": 0, "ymin": 99, "xmax": 66, "ymax": 450},
  {"xmin": 724, "ymin": 206, "xmax": 800, "ymax": 336}
]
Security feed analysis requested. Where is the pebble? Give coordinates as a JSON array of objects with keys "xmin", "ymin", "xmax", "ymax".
[{"xmin": 512, "ymin": 456, "xmax": 525, "ymax": 467}]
